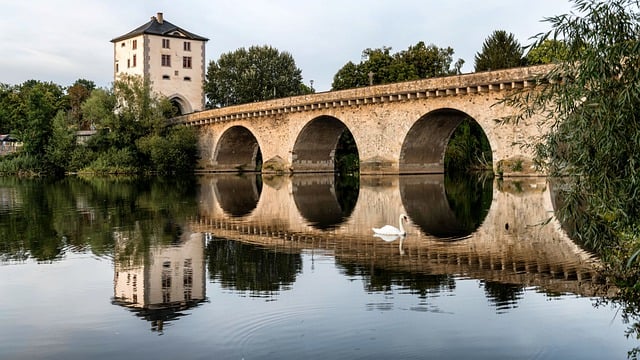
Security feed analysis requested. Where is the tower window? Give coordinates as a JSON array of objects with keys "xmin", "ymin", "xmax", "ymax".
[
  {"xmin": 184, "ymin": 76, "xmax": 191, "ymax": 81},
  {"xmin": 163, "ymin": 75, "xmax": 170, "ymax": 80},
  {"xmin": 183, "ymin": 56, "xmax": 192, "ymax": 69},
  {"xmin": 133, "ymin": 54, "xmax": 137, "ymax": 67},
  {"xmin": 162, "ymin": 54, "xmax": 171, "ymax": 67},
  {"xmin": 132, "ymin": 39, "xmax": 137, "ymax": 50},
  {"xmin": 162, "ymin": 38, "xmax": 170, "ymax": 49},
  {"xmin": 184, "ymin": 41, "xmax": 191, "ymax": 51}
]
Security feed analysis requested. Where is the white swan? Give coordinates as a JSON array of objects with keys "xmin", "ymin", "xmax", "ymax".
[{"xmin": 372, "ymin": 214, "xmax": 408, "ymax": 236}]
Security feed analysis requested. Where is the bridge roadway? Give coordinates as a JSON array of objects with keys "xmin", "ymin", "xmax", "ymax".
[
  {"xmin": 174, "ymin": 65, "xmax": 553, "ymax": 175},
  {"xmin": 187, "ymin": 174, "xmax": 612, "ymax": 297}
]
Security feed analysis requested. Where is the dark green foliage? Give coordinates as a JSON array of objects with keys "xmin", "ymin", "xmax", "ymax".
[
  {"xmin": 67, "ymin": 79, "xmax": 95, "ymax": 130},
  {"xmin": 334, "ymin": 129, "xmax": 359, "ymax": 174},
  {"xmin": 9, "ymin": 81, "xmax": 66, "ymax": 156},
  {"xmin": 526, "ymin": 39, "xmax": 570, "ymax": 65},
  {"xmin": 137, "ymin": 126, "xmax": 199, "ymax": 174},
  {"xmin": 504, "ymin": 0, "xmax": 640, "ymax": 254},
  {"xmin": 204, "ymin": 45, "xmax": 311, "ymax": 107},
  {"xmin": 445, "ymin": 118, "xmax": 493, "ymax": 173},
  {"xmin": 45, "ymin": 111, "xmax": 77, "ymax": 174},
  {"xmin": 474, "ymin": 30, "xmax": 525, "ymax": 71},
  {"xmin": 76, "ymin": 74, "xmax": 197, "ymax": 175},
  {"xmin": 503, "ymin": 1, "xmax": 640, "ymax": 348},
  {"xmin": 331, "ymin": 41, "xmax": 464, "ymax": 90},
  {"xmin": 443, "ymin": 172, "xmax": 493, "ymax": 237},
  {"xmin": 0, "ymin": 154, "xmax": 45, "ymax": 176},
  {"xmin": 206, "ymin": 238, "xmax": 302, "ymax": 293},
  {"xmin": 0, "ymin": 74, "xmax": 198, "ymax": 176}
]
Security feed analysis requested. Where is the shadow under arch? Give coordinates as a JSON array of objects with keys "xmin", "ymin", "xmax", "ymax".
[
  {"xmin": 213, "ymin": 174, "xmax": 263, "ymax": 218},
  {"xmin": 400, "ymin": 108, "xmax": 484, "ymax": 173},
  {"xmin": 214, "ymin": 126, "xmax": 262, "ymax": 172},
  {"xmin": 292, "ymin": 115, "xmax": 358, "ymax": 172},
  {"xmin": 292, "ymin": 174, "xmax": 359, "ymax": 230},
  {"xmin": 400, "ymin": 174, "xmax": 492, "ymax": 240}
]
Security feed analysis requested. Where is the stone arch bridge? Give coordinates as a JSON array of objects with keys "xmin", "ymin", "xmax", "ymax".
[{"xmin": 172, "ymin": 65, "xmax": 552, "ymax": 175}]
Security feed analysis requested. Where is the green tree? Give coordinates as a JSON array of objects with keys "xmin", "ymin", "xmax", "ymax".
[
  {"xmin": 397, "ymin": 41, "xmax": 464, "ymax": 79},
  {"xmin": 45, "ymin": 111, "xmax": 78, "ymax": 174},
  {"xmin": 136, "ymin": 125, "xmax": 198, "ymax": 174},
  {"xmin": 80, "ymin": 74, "xmax": 198, "ymax": 174},
  {"xmin": 474, "ymin": 30, "xmax": 524, "ymax": 72},
  {"xmin": 10, "ymin": 80, "xmax": 66, "ymax": 156},
  {"xmin": 81, "ymin": 88, "xmax": 117, "ymax": 131},
  {"xmin": 67, "ymin": 79, "xmax": 96, "ymax": 130},
  {"xmin": 0, "ymin": 83, "xmax": 15, "ymax": 134},
  {"xmin": 359, "ymin": 47, "xmax": 398, "ymax": 85},
  {"xmin": 525, "ymin": 39, "xmax": 570, "ymax": 65},
  {"xmin": 331, "ymin": 42, "xmax": 463, "ymax": 90},
  {"xmin": 204, "ymin": 45, "xmax": 311, "ymax": 107},
  {"xmin": 331, "ymin": 61, "xmax": 364, "ymax": 90}
]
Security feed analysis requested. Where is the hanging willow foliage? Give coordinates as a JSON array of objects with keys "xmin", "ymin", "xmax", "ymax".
[{"xmin": 501, "ymin": 0, "xmax": 640, "ymax": 253}]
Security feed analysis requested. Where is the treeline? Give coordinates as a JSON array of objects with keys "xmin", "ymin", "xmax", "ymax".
[
  {"xmin": 0, "ymin": 75, "xmax": 198, "ymax": 176},
  {"xmin": 204, "ymin": 32, "xmax": 567, "ymax": 104}
]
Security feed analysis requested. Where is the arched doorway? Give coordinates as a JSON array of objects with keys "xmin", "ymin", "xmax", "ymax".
[{"xmin": 168, "ymin": 94, "xmax": 192, "ymax": 115}]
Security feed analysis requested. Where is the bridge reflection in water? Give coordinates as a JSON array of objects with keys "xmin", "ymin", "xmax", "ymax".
[{"xmin": 192, "ymin": 174, "xmax": 607, "ymax": 298}]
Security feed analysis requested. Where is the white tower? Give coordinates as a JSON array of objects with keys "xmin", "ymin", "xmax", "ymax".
[{"xmin": 111, "ymin": 12, "xmax": 209, "ymax": 114}]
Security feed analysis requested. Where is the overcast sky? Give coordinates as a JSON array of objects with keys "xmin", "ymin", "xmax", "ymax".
[{"xmin": 0, "ymin": 0, "xmax": 575, "ymax": 92}]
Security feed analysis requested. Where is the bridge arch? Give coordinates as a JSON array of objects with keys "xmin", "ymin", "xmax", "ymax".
[
  {"xmin": 400, "ymin": 108, "xmax": 491, "ymax": 173},
  {"xmin": 213, "ymin": 126, "xmax": 262, "ymax": 172},
  {"xmin": 291, "ymin": 115, "xmax": 358, "ymax": 173}
]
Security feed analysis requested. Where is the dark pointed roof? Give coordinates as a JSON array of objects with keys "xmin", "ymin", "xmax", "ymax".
[{"xmin": 111, "ymin": 14, "xmax": 208, "ymax": 43}]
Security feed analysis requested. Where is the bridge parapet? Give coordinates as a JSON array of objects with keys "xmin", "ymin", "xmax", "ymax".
[{"xmin": 172, "ymin": 65, "xmax": 553, "ymax": 127}]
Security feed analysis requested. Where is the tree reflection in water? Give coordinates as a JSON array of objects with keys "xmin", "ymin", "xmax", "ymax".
[
  {"xmin": 0, "ymin": 176, "xmax": 198, "ymax": 263},
  {"xmin": 336, "ymin": 260, "xmax": 456, "ymax": 298},
  {"xmin": 400, "ymin": 173, "xmax": 492, "ymax": 240},
  {"xmin": 206, "ymin": 237, "xmax": 302, "ymax": 296},
  {"xmin": 481, "ymin": 280, "xmax": 525, "ymax": 314}
]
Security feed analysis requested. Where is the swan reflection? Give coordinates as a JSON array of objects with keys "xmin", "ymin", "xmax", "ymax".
[{"xmin": 373, "ymin": 233, "xmax": 406, "ymax": 255}]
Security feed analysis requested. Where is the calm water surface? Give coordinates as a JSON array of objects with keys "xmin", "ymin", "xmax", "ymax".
[{"xmin": 0, "ymin": 174, "xmax": 636, "ymax": 359}]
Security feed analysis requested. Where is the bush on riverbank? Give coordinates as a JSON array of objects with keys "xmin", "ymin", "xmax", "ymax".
[
  {"xmin": 0, "ymin": 154, "xmax": 46, "ymax": 176},
  {"xmin": 0, "ymin": 75, "xmax": 199, "ymax": 176}
]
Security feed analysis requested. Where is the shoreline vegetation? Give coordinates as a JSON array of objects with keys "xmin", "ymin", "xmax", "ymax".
[{"xmin": 0, "ymin": 75, "xmax": 199, "ymax": 177}]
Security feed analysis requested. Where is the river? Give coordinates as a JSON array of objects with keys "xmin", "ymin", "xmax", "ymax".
[{"xmin": 0, "ymin": 174, "xmax": 636, "ymax": 359}]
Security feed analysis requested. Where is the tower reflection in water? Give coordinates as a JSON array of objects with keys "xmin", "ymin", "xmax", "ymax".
[{"xmin": 112, "ymin": 231, "xmax": 206, "ymax": 333}]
